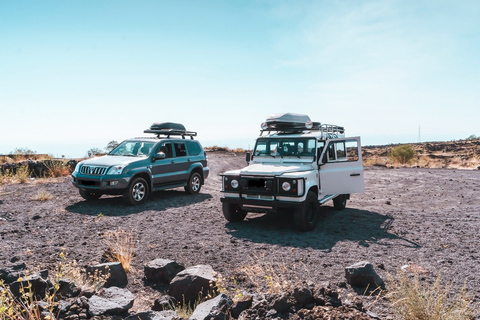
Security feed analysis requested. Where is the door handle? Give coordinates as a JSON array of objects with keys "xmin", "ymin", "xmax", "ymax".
[{"xmin": 350, "ymin": 173, "xmax": 361, "ymax": 176}]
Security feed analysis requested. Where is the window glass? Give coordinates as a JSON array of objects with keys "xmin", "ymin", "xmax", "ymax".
[
  {"xmin": 158, "ymin": 142, "xmax": 173, "ymax": 158},
  {"xmin": 186, "ymin": 141, "xmax": 202, "ymax": 156},
  {"xmin": 345, "ymin": 141, "xmax": 359, "ymax": 161},
  {"xmin": 174, "ymin": 142, "xmax": 187, "ymax": 157},
  {"xmin": 325, "ymin": 140, "xmax": 359, "ymax": 162},
  {"xmin": 254, "ymin": 138, "xmax": 315, "ymax": 157}
]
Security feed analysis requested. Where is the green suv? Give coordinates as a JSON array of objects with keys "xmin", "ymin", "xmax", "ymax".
[{"xmin": 72, "ymin": 123, "xmax": 209, "ymax": 205}]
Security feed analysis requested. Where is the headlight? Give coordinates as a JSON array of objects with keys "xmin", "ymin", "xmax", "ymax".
[
  {"xmin": 73, "ymin": 163, "xmax": 81, "ymax": 174},
  {"xmin": 282, "ymin": 181, "xmax": 291, "ymax": 191},
  {"xmin": 107, "ymin": 165, "xmax": 126, "ymax": 175},
  {"xmin": 231, "ymin": 179, "xmax": 239, "ymax": 188}
]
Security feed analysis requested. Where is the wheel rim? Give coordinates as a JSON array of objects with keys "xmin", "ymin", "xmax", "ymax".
[
  {"xmin": 191, "ymin": 175, "xmax": 200, "ymax": 192},
  {"xmin": 132, "ymin": 182, "xmax": 146, "ymax": 201}
]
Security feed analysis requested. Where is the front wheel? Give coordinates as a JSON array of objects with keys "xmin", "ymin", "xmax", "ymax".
[
  {"xmin": 184, "ymin": 172, "xmax": 202, "ymax": 195},
  {"xmin": 79, "ymin": 189, "xmax": 102, "ymax": 200},
  {"xmin": 222, "ymin": 203, "xmax": 247, "ymax": 222},
  {"xmin": 333, "ymin": 194, "xmax": 348, "ymax": 210},
  {"xmin": 123, "ymin": 177, "xmax": 149, "ymax": 205},
  {"xmin": 294, "ymin": 191, "xmax": 320, "ymax": 232}
]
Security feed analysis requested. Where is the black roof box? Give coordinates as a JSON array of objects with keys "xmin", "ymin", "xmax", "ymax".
[
  {"xmin": 144, "ymin": 122, "xmax": 197, "ymax": 139},
  {"xmin": 149, "ymin": 122, "xmax": 186, "ymax": 131}
]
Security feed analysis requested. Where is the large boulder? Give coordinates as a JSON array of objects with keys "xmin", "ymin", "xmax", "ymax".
[
  {"xmin": 9, "ymin": 274, "xmax": 48, "ymax": 299},
  {"xmin": 144, "ymin": 259, "xmax": 185, "ymax": 284},
  {"xmin": 85, "ymin": 262, "xmax": 128, "ymax": 288},
  {"xmin": 168, "ymin": 265, "xmax": 217, "ymax": 305},
  {"xmin": 87, "ymin": 286, "xmax": 134, "ymax": 316},
  {"xmin": 345, "ymin": 261, "xmax": 384, "ymax": 289},
  {"xmin": 189, "ymin": 293, "xmax": 233, "ymax": 320}
]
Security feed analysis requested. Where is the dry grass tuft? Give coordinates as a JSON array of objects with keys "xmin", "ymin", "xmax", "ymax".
[
  {"xmin": 386, "ymin": 272, "xmax": 476, "ymax": 320},
  {"xmin": 31, "ymin": 188, "xmax": 54, "ymax": 201},
  {"xmin": 237, "ymin": 254, "xmax": 306, "ymax": 294},
  {"xmin": 44, "ymin": 160, "xmax": 71, "ymax": 178},
  {"xmin": 103, "ymin": 228, "xmax": 137, "ymax": 273}
]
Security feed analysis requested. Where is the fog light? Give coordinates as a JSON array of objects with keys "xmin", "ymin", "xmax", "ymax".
[{"xmin": 109, "ymin": 181, "xmax": 119, "ymax": 186}]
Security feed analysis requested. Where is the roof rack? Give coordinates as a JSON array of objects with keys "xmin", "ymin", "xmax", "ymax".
[
  {"xmin": 144, "ymin": 122, "xmax": 197, "ymax": 139},
  {"xmin": 143, "ymin": 129, "xmax": 197, "ymax": 139}
]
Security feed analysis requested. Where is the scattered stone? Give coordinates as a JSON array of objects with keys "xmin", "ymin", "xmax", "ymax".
[
  {"xmin": 144, "ymin": 258, "xmax": 185, "ymax": 284},
  {"xmin": 124, "ymin": 310, "xmax": 178, "ymax": 320},
  {"xmin": 152, "ymin": 295, "xmax": 176, "ymax": 311},
  {"xmin": 0, "ymin": 261, "xmax": 27, "ymax": 284},
  {"xmin": 85, "ymin": 262, "xmax": 128, "ymax": 288},
  {"xmin": 87, "ymin": 286, "xmax": 134, "ymax": 316},
  {"xmin": 168, "ymin": 265, "xmax": 217, "ymax": 305},
  {"xmin": 345, "ymin": 261, "xmax": 385, "ymax": 289},
  {"xmin": 9, "ymin": 273, "xmax": 48, "ymax": 299},
  {"xmin": 189, "ymin": 293, "xmax": 233, "ymax": 320},
  {"xmin": 230, "ymin": 294, "xmax": 253, "ymax": 318}
]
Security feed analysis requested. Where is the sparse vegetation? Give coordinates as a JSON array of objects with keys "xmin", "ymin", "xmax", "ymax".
[
  {"xmin": 238, "ymin": 254, "xmax": 305, "ymax": 294},
  {"xmin": 0, "ymin": 251, "xmax": 107, "ymax": 320},
  {"xmin": 43, "ymin": 159, "xmax": 71, "ymax": 178},
  {"xmin": 31, "ymin": 188, "xmax": 54, "ymax": 201},
  {"xmin": 386, "ymin": 272, "xmax": 476, "ymax": 320},
  {"xmin": 102, "ymin": 228, "xmax": 137, "ymax": 272},
  {"xmin": 388, "ymin": 144, "xmax": 416, "ymax": 164}
]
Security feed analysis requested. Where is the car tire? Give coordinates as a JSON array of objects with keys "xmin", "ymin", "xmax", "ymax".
[
  {"xmin": 333, "ymin": 194, "xmax": 347, "ymax": 210},
  {"xmin": 184, "ymin": 172, "xmax": 202, "ymax": 195},
  {"xmin": 79, "ymin": 189, "xmax": 102, "ymax": 200},
  {"xmin": 222, "ymin": 203, "xmax": 247, "ymax": 222},
  {"xmin": 294, "ymin": 191, "xmax": 320, "ymax": 231},
  {"xmin": 123, "ymin": 177, "xmax": 149, "ymax": 205}
]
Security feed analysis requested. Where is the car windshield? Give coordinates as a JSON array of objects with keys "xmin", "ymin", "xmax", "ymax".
[
  {"xmin": 254, "ymin": 138, "xmax": 316, "ymax": 158},
  {"xmin": 109, "ymin": 141, "xmax": 156, "ymax": 157}
]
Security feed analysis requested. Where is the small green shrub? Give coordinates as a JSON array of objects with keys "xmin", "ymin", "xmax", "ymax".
[{"xmin": 388, "ymin": 145, "xmax": 416, "ymax": 164}]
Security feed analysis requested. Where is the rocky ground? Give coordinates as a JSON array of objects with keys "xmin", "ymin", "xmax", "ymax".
[{"xmin": 1, "ymin": 151, "xmax": 480, "ymax": 319}]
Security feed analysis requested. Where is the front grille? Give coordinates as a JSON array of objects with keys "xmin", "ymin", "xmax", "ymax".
[
  {"xmin": 80, "ymin": 165, "xmax": 108, "ymax": 176},
  {"xmin": 240, "ymin": 177, "xmax": 275, "ymax": 194}
]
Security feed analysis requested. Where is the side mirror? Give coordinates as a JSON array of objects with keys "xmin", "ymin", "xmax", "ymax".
[
  {"xmin": 154, "ymin": 152, "xmax": 166, "ymax": 161},
  {"xmin": 245, "ymin": 152, "xmax": 251, "ymax": 164}
]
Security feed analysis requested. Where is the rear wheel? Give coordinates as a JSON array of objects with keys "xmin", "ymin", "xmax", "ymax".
[
  {"xmin": 333, "ymin": 194, "xmax": 348, "ymax": 210},
  {"xmin": 222, "ymin": 203, "xmax": 247, "ymax": 222},
  {"xmin": 294, "ymin": 191, "xmax": 320, "ymax": 231},
  {"xmin": 123, "ymin": 177, "xmax": 149, "ymax": 205},
  {"xmin": 79, "ymin": 189, "xmax": 102, "ymax": 200},
  {"xmin": 184, "ymin": 172, "xmax": 202, "ymax": 195}
]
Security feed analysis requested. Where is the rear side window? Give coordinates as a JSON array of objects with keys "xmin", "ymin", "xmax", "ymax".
[
  {"xmin": 174, "ymin": 142, "xmax": 187, "ymax": 157},
  {"xmin": 186, "ymin": 141, "xmax": 202, "ymax": 156}
]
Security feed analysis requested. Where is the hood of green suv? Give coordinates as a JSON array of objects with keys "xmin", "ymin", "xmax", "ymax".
[{"xmin": 80, "ymin": 155, "xmax": 147, "ymax": 167}]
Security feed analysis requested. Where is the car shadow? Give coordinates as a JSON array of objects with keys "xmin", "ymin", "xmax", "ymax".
[
  {"xmin": 65, "ymin": 189, "xmax": 212, "ymax": 216},
  {"xmin": 226, "ymin": 206, "xmax": 420, "ymax": 251}
]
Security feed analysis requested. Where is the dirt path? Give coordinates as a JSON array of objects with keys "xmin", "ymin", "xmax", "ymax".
[{"xmin": 1, "ymin": 152, "xmax": 479, "ymax": 318}]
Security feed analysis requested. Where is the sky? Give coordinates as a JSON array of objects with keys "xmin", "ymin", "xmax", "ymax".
[{"xmin": 1, "ymin": 0, "xmax": 479, "ymax": 158}]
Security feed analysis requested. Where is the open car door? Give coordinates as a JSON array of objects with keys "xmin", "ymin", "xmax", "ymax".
[{"xmin": 318, "ymin": 136, "xmax": 364, "ymax": 195}]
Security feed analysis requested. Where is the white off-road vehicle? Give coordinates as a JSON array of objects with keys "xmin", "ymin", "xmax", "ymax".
[{"xmin": 220, "ymin": 113, "xmax": 364, "ymax": 231}]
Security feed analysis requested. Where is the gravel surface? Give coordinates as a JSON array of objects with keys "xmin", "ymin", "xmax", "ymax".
[{"xmin": 1, "ymin": 151, "xmax": 479, "ymax": 318}]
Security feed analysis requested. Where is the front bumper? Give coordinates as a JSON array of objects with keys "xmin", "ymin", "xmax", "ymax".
[
  {"xmin": 220, "ymin": 194, "xmax": 304, "ymax": 212},
  {"xmin": 71, "ymin": 172, "xmax": 131, "ymax": 195}
]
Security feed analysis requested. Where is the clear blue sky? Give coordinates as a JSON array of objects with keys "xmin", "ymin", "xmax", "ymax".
[{"xmin": 1, "ymin": 0, "xmax": 479, "ymax": 158}]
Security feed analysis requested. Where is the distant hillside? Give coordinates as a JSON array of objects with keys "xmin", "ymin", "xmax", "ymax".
[{"xmin": 362, "ymin": 139, "xmax": 480, "ymax": 170}]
